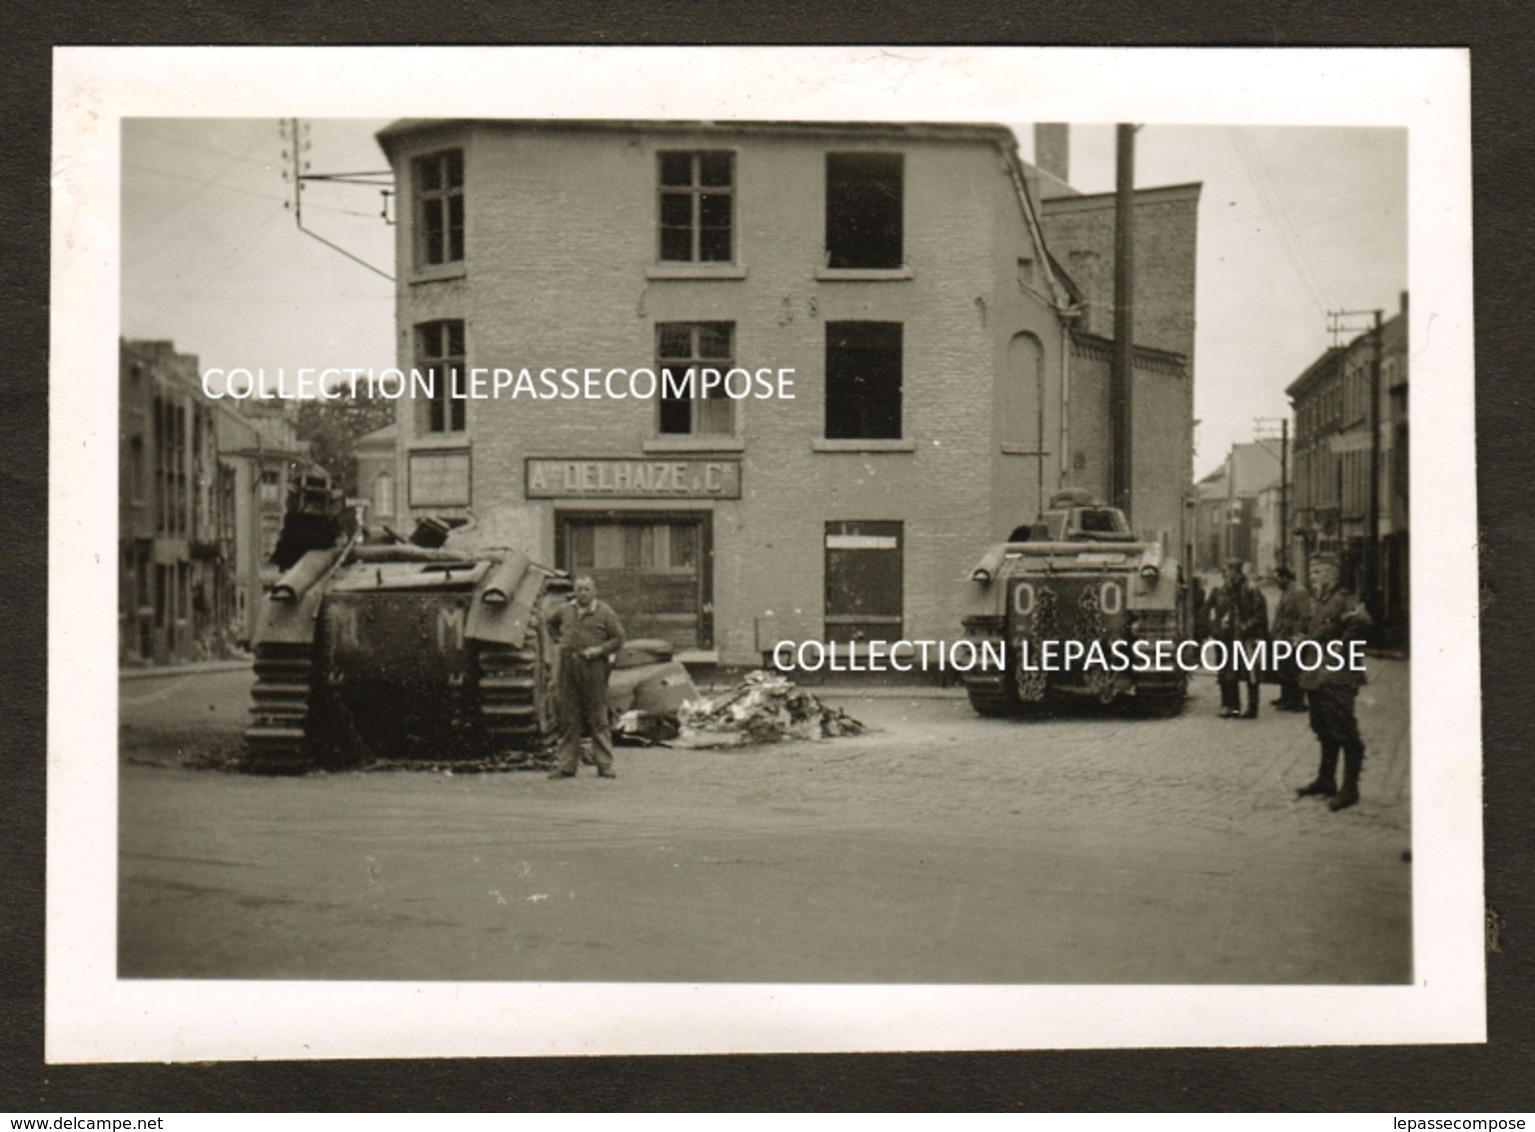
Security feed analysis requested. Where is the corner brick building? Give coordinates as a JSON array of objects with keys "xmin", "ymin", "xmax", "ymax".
[{"xmin": 373, "ymin": 120, "xmax": 1198, "ymax": 666}]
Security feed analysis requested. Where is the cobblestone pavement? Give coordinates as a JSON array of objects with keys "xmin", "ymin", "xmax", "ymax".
[
  {"xmin": 805, "ymin": 662, "xmax": 1412, "ymax": 850},
  {"xmin": 115, "ymin": 660, "xmax": 1412, "ymax": 984}
]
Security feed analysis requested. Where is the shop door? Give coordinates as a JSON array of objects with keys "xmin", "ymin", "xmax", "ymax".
[{"xmin": 558, "ymin": 514, "xmax": 711, "ymax": 650}]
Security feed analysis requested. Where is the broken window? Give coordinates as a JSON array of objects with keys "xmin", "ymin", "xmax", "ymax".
[
  {"xmin": 659, "ymin": 151, "xmax": 733, "ymax": 263},
  {"xmin": 657, "ymin": 321, "xmax": 734, "ymax": 436},
  {"xmin": 825, "ymin": 153, "xmax": 903, "ymax": 269},
  {"xmin": 414, "ymin": 149, "xmax": 464, "ymax": 267},
  {"xmin": 825, "ymin": 321, "xmax": 902, "ymax": 440},
  {"xmin": 416, "ymin": 320, "xmax": 466, "ymax": 433},
  {"xmin": 824, "ymin": 521, "xmax": 903, "ymax": 643}
]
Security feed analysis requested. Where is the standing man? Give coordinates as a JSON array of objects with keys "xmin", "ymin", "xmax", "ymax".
[
  {"xmin": 547, "ymin": 575, "xmax": 626, "ymax": 780},
  {"xmin": 1206, "ymin": 557, "xmax": 1269, "ymax": 719},
  {"xmin": 1294, "ymin": 553, "xmax": 1372, "ymax": 811},
  {"xmin": 1269, "ymin": 566, "xmax": 1314, "ymax": 711}
]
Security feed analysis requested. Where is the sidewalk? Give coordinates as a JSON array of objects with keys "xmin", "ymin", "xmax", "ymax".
[{"xmin": 119, "ymin": 657, "xmax": 254, "ymax": 682}]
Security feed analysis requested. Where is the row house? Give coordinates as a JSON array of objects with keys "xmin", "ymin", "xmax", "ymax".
[
  {"xmin": 120, "ymin": 339, "xmax": 315, "ymax": 662},
  {"xmin": 119, "ymin": 339, "xmax": 225, "ymax": 663},
  {"xmin": 1287, "ymin": 294, "xmax": 1409, "ymax": 647},
  {"xmin": 213, "ymin": 401, "xmax": 313, "ymax": 648},
  {"xmin": 1190, "ymin": 439, "xmax": 1287, "ymax": 579}
]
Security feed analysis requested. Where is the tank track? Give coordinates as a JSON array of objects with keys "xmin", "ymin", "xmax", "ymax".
[
  {"xmin": 244, "ymin": 641, "xmax": 317, "ymax": 774},
  {"xmin": 476, "ymin": 641, "xmax": 553, "ymax": 768},
  {"xmin": 1129, "ymin": 625, "xmax": 1188, "ymax": 717},
  {"xmin": 1132, "ymin": 669, "xmax": 1187, "ymax": 716},
  {"xmin": 963, "ymin": 666, "xmax": 1022, "ymax": 717}
]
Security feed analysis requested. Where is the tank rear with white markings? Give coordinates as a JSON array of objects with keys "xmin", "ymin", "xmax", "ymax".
[{"xmin": 959, "ymin": 489, "xmax": 1190, "ymax": 717}]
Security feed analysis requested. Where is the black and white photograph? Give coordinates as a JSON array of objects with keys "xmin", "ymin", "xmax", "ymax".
[{"xmin": 48, "ymin": 46, "xmax": 1479, "ymax": 1061}]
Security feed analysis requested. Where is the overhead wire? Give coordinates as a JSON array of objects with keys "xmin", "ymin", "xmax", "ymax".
[
  {"xmin": 1227, "ymin": 128, "xmax": 1334, "ymax": 316},
  {"xmin": 1229, "ymin": 129, "xmax": 1330, "ymax": 313},
  {"xmin": 126, "ymin": 161, "xmax": 378, "ymax": 235},
  {"xmin": 123, "ymin": 175, "xmax": 277, "ymax": 274},
  {"xmin": 188, "ymin": 203, "xmax": 291, "ymax": 295},
  {"xmin": 124, "ymin": 119, "xmax": 396, "ymax": 333},
  {"xmin": 122, "ymin": 127, "xmax": 277, "ymax": 238},
  {"xmin": 124, "ymin": 160, "xmax": 384, "ymax": 283},
  {"xmin": 130, "ymin": 124, "xmax": 287, "ymax": 171},
  {"xmin": 1256, "ymin": 134, "xmax": 1335, "ymax": 314},
  {"xmin": 125, "ymin": 199, "xmax": 288, "ymax": 328}
]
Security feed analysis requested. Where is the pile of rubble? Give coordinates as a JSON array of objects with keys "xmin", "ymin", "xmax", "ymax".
[{"xmin": 669, "ymin": 670, "xmax": 865, "ymax": 749}]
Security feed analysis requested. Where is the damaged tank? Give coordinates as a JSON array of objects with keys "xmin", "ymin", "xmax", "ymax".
[
  {"xmin": 958, "ymin": 489, "xmax": 1191, "ymax": 717},
  {"xmin": 244, "ymin": 521, "xmax": 698, "ymax": 774}
]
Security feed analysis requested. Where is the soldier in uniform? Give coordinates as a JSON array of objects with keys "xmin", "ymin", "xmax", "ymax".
[
  {"xmin": 1269, "ymin": 566, "xmax": 1314, "ymax": 711},
  {"xmin": 1293, "ymin": 553, "xmax": 1372, "ymax": 811},
  {"xmin": 547, "ymin": 575, "xmax": 626, "ymax": 780},
  {"xmin": 1206, "ymin": 557, "xmax": 1270, "ymax": 719}
]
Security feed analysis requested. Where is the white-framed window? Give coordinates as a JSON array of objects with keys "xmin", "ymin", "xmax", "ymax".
[
  {"xmin": 416, "ymin": 320, "xmax": 466, "ymax": 433},
  {"xmin": 414, "ymin": 149, "xmax": 464, "ymax": 267},
  {"xmin": 658, "ymin": 151, "xmax": 734, "ymax": 263},
  {"xmin": 657, "ymin": 321, "xmax": 735, "ymax": 436}
]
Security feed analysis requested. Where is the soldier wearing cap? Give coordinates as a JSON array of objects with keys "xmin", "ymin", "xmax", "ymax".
[
  {"xmin": 1205, "ymin": 557, "xmax": 1270, "ymax": 718},
  {"xmin": 1294, "ymin": 553, "xmax": 1372, "ymax": 811},
  {"xmin": 1269, "ymin": 565, "xmax": 1314, "ymax": 711}
]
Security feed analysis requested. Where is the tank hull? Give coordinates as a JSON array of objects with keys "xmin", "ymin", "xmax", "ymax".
[{"xmin": 960, "ymin": 521, "xmax": 1191, "ymax": 718}]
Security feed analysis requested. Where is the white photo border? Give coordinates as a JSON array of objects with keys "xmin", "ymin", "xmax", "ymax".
[{"xmin": 48, "ymin": 45, "xmax": 1481, "ymax": 1061}]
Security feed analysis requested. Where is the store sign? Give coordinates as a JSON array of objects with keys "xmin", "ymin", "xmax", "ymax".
[
  {"xmin": 409, "ymin": 450, "xmax": 471, "ymax": 507},
  {"xmin": 526, "ymin": 458, "xmax": 741, "ymax": 499}
]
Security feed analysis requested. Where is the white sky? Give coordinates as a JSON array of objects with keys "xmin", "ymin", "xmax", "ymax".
[
  {"xmin": 1046, "ymin": 123, "xmax": 1406, "ymax": 477},
  {"xmin": 121, "ymin": 116, "xmax": 1406, "ymax": 482}
]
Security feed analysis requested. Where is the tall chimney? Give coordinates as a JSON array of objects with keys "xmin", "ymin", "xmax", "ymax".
[{"xmin": 1034, "ymin": 123, "xmax": 1070, "ymax": 184}]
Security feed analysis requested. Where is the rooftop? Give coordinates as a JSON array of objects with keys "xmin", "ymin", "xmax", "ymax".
[{"xmin": 377, "ymin": 117, "xmax": 1024, "ymax": 157}]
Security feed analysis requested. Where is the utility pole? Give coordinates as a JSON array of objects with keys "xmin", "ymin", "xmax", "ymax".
[
  {"xmin": 1254, "ymin": 417, "xmax": 1288, "ymax": 572},
  {"xmin": 1111, "ymin": 123, "xmax": 1137, "ymax": 522},
  {"xmin": 1224, "ymin": 448, "xmax": 1234, "ymax": 562},
  {"xmin": 1280, "ymin": 417, "xmax": 1289, "ymax": 572},
  {"xmin": 1368, "ymin": 309, "xmax": 1383, "ymax": 621}
]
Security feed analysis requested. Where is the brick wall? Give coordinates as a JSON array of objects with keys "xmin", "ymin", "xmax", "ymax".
[
  {"xmin": 1039, "ymin": 184, "xmax": 1201, "ymax": 362},
  {"xmin": 380, "ymin": 122, "xmax": 1192, "ymax": 664},
  {"xmin": 1065, "ymin": 337, "xmax": 1192, "ymax": 553}
]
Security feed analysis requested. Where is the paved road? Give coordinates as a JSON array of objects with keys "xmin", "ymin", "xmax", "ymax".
[{"xmin": 118, "ymin": 663, "xmax": 1411, "ymax": 984}]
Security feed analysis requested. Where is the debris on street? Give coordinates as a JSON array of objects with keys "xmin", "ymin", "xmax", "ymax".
[
  {"xmin": 669, "ymin": 670, "xmax": 866, "ymax": 749},
  {"xmin": 358, "ymin": 749, "xmax": 554, "ymax": 774},
  {"xmin": 613, "ymin": 709, "xmax": 681, "ymax": 746}
]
